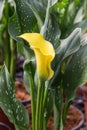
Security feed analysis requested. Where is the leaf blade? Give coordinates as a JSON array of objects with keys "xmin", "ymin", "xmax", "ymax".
[{"xmin": 0, "ymin": 65, "xmax": 29, "ymax": 130}]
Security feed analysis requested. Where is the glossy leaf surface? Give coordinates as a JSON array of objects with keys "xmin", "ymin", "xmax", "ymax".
[
  {"xmin": 49, "ymin": 28, "xmax": 81, "ymax": 88},
  {"xmin": 63, "ymin": 42, "xmax": 87, "ymax": 100},
  {"xmin": 0, "ymin": 65, "xmax": 29, "ymax": 130}
]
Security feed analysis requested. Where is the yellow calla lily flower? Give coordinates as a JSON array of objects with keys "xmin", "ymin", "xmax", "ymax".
[{"xmin": 19, "ymin": 33, "xmax": 55, "ymax": 80}]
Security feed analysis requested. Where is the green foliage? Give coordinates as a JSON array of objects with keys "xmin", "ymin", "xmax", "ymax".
[
  {"xmin": 8, "ymin": 0, "xmax": 38, "ymax": 41},
  {"xmin": 49, "ymin": 28, "xmax": 81, "ymax": 88},
  {"xmin": 0, "ymin": 0, "xmax": 87, "ymax": 130},
  {"xmin": 8, "ymin": 0, "xmax": 38, "ymax": 59},
  {"xmin": 0, "ymin": 65, "xmax": 29, "ymax": 130},
  {"xmin": 0, "ymin": 0, "xmax": 16, "ymax": 78},
  {"xmin": 48, "ymin": 28, "xmax": 82, "ymax": 130},
  {"xmin": 52, "ymin": 0, "xmax": 87, "ymax": 38},
  {"xmin": 63, "ymin": 40, "xmax": 87, "ymax": 100}
]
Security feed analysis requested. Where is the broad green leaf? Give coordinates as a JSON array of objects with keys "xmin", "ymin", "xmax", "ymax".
[
  {"xmin": 8, "ymin": 13, "xmax": 21, "ymax": 41},
  {"xmin": 49, "ymin": 28, "xmax": 81, "ymax": 88},
  {"xmin": 27, "ymin": 0, "xmax": 45, "ymax": 29},
  {"xmin": 63, "ymin": 41, "xmax": 87, "ymax": 100},
  {"xmin": 0, "ymin": 65, "xmax": 29, "ymax": 130},
  {"xmin": 48, "ymin": 28, "xmax": 81, "ymax": 122},
  {"xmin": 75, "ymin": 20, "xmax": 87, "ymax": 33},
  {"xmin": 58, "ymin": 28, "xmax": 81, "ymax": 60},
  {"xmin": 40, "ymin": 0, "xmax": 61, "ymax": 42},
  {"xmin": 40, "ymin": 0, "xmax": 61, "ymax": 49},
  {"xmin": 8, "ymin": 0, "xmax": 37, "ymax": 41},
  {"xmin": 8, "ymin": 0, "xmax": 39, "ymax": 59},
  {"xmin": 8, "ymin": 12, "xmax": 34, "ymax": 59},
  {"xmin": 44, "ymin": 14, "xmax": 61, "ymax": 49},
  {"xmin": 14, "ymin": 0, "xmax": 37, "ymax": 33},
  {"xmin": 81, "ymin": 34, "xmax": 87, "ymax": 46},
  {"xmin": 44, "ymin": 89, "xmax": 53, "ymax": 123}
]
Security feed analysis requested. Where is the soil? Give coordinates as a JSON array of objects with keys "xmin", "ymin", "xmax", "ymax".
[
  {"xmin": 15, "ymin": 81, "xmax": 31, "ymax": 101},
  {"xmin": 64, "ymin": 106, "xmax": 83, "ymax": 130},
  {"xmin": 48, "ymin": 106, "xmax": 83, "ymax": 130}
]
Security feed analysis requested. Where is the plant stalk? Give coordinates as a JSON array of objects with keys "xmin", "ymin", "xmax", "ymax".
[
  {"xmin": 10, "ymin": 38, "xmax": 17, "ymax": 79},
  {"xmin": 63, "ymin": 101, "xmax": 71, "ymax": 125},
  {"xmin": 35, "ymin": 79, "xmax": 45, "ymax": 130},
  {"xmin": 28, "ymin": 63, "xmax": 35, "ymax": 130}
]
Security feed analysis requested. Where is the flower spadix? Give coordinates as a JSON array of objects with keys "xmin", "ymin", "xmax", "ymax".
[{"xmin": 19, "ymin": 33, "xmax": 55, "ymax": 81}]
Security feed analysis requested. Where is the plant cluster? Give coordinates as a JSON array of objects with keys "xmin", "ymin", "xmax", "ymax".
[{"xmin": 0, "ymin": 0, "xmax": 87, "ymax": 130}]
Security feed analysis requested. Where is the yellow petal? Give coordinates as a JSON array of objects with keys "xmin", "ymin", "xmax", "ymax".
[
  {"xmin": 19, "ymin": 33, "xmax": 55, "ymax": 80},
  {"xmin": 34, "ymin": 48, "xmax": 54, "ymax": 80}
]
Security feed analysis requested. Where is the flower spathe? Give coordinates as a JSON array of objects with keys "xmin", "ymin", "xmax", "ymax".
[{"xmin": 19, "ymin": 33, "xmax": 55, "ymax": 80}]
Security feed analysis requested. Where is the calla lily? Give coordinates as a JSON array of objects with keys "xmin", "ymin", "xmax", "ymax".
[{"xmin": 19, "ymin": 33, "xmax": 55, "ymax": 80}]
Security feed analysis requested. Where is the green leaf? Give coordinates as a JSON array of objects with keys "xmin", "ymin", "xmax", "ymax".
[
  {"xmin": 44, "ymin": 90, "xmax": 53, "ymax": 123},
  {"xmin": 53, "ymin": 87, "xmax": 63, "ymax": 130},
  {"xmin": 8, "ymin": 12, "xmax": 34, "ymax": 59},
  {"xmin": 0, "ymin": 65, "xmax": 29, "ymax": 130},
  {"xmin": 8, "ymin": 0, "xmax": 37, "ymax": 41},
  {"xmin": 27, "ymin": 0, "xmax": 45, "ymax": 30},
  {"xmin": 40, "ymin": 1, "xmax": 61, "ymax": 49},
  {"xmin": 14, "ymin": 0, "xmax": 37, "ymax": 32},
  {"xmin": 62, "ymin": 19, "xmax": 87, "ymax": 38},
  {"xmin": 8, "ymin": 0, "xmax": 40, "ymax": 59},
  {"xmin": 40, "ymin": 0, "xmax": 60, "ymax": 38},
  {"xmin": 74, "ymin": 20, "xmax": 87, "ymax": 33},
  {"xmin": 44, "ymin": 14, "xmax": 61, "ymax": 49},
  {"xmin": 8, "ymin": 13, "xmax": 21, "ymax": 41},
  {"xmin": 63, "ymin": 39, "xmax": 87, "ymax": 100},
  {"xmin": 49, "ymin": 28, "xmax": 81, "ymax": 88},
  {"xmin": 58, "ymin": 28, "xmax": 81, "ymax": 60}
]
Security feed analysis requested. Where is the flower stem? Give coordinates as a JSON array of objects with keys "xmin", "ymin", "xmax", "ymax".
[
  {"xmin": 42, "ymin": 87, "xmax": 48, "ymax": 130},
  {"xmin": 28, "ymin": 63, "xmax": 35, "ymax": 130},
  {"xmin": 10, "ymin": 38, "xmax": 17, "ymax": 79},
  {"xmin": 35, "ymin": 80, "xmax": 41, "ymax": 130},
  {"xmin": 35, "ymin": 79, "xmax": 45, "ymax": 130}
]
